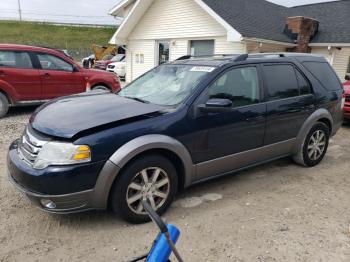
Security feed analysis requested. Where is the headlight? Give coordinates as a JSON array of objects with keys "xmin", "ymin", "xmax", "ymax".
[{"xmin": 33, "ymin": 142, "xmax": 91, "ymax": 169}]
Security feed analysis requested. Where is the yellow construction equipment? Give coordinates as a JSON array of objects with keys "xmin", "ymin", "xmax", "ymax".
[{"xmin": 92, "ymin": 44, "xmax": 117, "ymax": 61}]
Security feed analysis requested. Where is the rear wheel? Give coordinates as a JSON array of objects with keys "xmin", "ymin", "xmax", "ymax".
[
  {"xmin": 294, "ymin": 122, "xmax": 330, "ymax": 167},
  {"xmin": 110, "ymin": 154, "xmax": 178, "ymax": 224},
  {"xmin": 0, "ymin": 93, "xmax": 9, "ymax": 118}
]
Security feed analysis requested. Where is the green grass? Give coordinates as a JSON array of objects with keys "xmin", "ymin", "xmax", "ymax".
[{"xmin": 0, "ymin": 20, "xmax": 116, "ymax": 60}]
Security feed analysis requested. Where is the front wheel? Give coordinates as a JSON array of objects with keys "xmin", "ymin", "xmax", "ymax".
[
  {"xmin": 294, "ymin": 122, "xmax": 330, "ymax": 167},
  {"xmin": 110, "ymin": 154, "xmax": 178, "ymax": 224}
]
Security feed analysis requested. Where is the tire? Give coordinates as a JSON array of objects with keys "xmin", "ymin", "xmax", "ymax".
[
  {"xmin": 293, "ymin": 122, "xmax": 330, "ymax": 167},
  {"xmin": 92, "ymin": 85, "xmax": 110, "ymax": 91},
  {"xmin": 0, "ymin": 92, "xmax": 9, "ymax": 118},
  {"xmin": 110, "ymin": 154, "xmax": 178, "ymax": 224}
]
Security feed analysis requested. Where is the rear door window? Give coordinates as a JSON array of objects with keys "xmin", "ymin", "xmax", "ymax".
[
  {"xmin": 302, "ymin": 61, "xmax": 341, "ymax": 91},
  {"xmin": 37, "ymin": 53, "xmax": 73, "ymax": 72},
  {"xmin": 0, "ymin": 51, "xmax": 33, "ymax": 69},
  {"xmin": 263, "ymin": 64, "xmax": 299, "ymax": 100}
]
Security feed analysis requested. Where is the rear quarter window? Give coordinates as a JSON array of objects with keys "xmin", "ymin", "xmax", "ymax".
[{"xmin": 302, "ymin": 61, "xmax": 342, "ymax": 91}]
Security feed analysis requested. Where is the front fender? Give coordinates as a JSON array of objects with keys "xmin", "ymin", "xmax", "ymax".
[
  {"xmin": 109, "ymin": 134, "xmax": 194, "ymax": 186},
  {"xmin": 91, "ymin": 135, "xmax": 195, "ymax": 209},
  {"xmin": 0, "ymin": 80, "xmax": 18, "ymax": 103}
]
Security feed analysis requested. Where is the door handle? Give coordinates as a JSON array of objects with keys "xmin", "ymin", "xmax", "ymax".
[
  {"xmin": 0, "ymin": 70, "xmax": 5, "ymax": 77},
  {"xmin": 246, "ymin": 115, "xmax": 264, "ymax": 122},
  {"xmin": 42, "ymin": 73, "xmax": 50, "ymax": 78}
]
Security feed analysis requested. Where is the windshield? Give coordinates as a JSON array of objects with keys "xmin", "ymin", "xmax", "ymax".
[
  {"xmin": 119, "ymin": 64, "xmax": 214, "ymax": 106},
  {"xmin": 112, "ymin": 54, "xmax": 125, "ymax": 62}
]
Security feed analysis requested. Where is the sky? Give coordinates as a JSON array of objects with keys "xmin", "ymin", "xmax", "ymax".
[{"xmin": 0, "ymin": 0, "xmax": 339, "ymax": 25}]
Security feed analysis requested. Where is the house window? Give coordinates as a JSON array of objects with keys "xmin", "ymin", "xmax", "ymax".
[
  {"xmin": 190, "ymin": 40, "xmax": 214, "ymax": 56},
  {"xmin": 135, "ymin": 53, "xmax": 144, "ymax": 64},
  {"xmin": 347, "ymin": 57, "xmax": 350, "ymax": 73}
]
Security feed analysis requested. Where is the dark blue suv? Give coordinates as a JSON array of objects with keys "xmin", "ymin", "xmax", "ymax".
[{"xmin": 7, "ymin": 53, "xmax": 343, "ymax": 223}]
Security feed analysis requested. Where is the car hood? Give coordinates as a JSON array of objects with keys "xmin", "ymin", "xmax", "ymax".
[{"xmin": 30, "ymin": 92, "xmax": 165, "ymax": 139}]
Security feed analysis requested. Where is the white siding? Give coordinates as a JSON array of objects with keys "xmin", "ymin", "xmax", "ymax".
[
  {"xmin": 126, "ymin": 40, "xmax": 155, "ymax": 82},
  {"xmin": 332, "ymin": 47, "xmax": 350, "ymax": 80},
  {"xmin": 246, "ymin": 42, "xmax": 287, "ymax": 53},
  {"xmin": 169, "ymin": 39, "xmax": 188, "ymax": 61},
  {"xmin": 128, "ymin": 0, "xmax": 226, "ymax": 40},
  {"xmin": 311, "ymin": 47, "xmax": 350, "ymax": 80},
  {"xmin": 124, "ymin": 0, "xmax": 246, "ymax": 81},
  {"xmin": 215, "ymin": 37, "xmax": 245, "ymax": 54},
  {"xmin": 168, "ymin": 37, "xmax": 245, "ymax": 61},
  {"xmin": 311, "ymin": 47, "xmax": 332, "ymax": 63}
]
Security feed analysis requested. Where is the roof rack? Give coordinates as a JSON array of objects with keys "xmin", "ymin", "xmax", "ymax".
[
  {"xmin": 176, "ymin": 52, "xmax": 319, "ymax": 63},
  {"xmin": 176, "ymin": 54, "xmax": 237, "ymax": 61}
]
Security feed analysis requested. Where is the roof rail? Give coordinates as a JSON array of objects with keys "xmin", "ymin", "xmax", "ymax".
[
  {"xmin": 176, "ymin": 54, "xmax": 237, "ymax": 61},
  {"xmin": 233, "ymin": 54, "xmax": 248, "ymax": 62}
]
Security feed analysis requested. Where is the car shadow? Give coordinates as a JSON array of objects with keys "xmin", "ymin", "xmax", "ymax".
[
  {"xmin": 50, "ymin": 157, "xmax": 309, "ymax": 227},
  {"xmin": 6, "ymin": 105, "xmax": 38, "ymax": 117},
  {"xmin": 342, "ymin": 120, "xmax": 350, "ymax": 129}
]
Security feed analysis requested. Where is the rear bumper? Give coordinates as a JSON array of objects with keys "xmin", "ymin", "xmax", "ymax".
[{"xmin": 344, "ymin": 103, "xmax": 350, "ymax": 119}]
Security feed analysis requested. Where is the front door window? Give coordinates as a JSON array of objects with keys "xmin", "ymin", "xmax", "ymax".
[{"xmin": 158, "ymin": 41, "xmax": 170, "ymax": 65}]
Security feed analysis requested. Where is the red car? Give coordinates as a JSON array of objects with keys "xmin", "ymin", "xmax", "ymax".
[
  {"xmin": 343, "ymin": 78, "xmax": 350, "ymax": 120},
  {"xmin": 0, "ymin": 44, "xmax": 121, "ymax": 117},
  {"xmin": 94, "ymin": 54, "xmax": 125, "ymax": 70}
]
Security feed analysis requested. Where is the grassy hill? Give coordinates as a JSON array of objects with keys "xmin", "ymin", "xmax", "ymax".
[{"xmin": 0, "ymin": 20, "xmax": 116, "ymax": 60}]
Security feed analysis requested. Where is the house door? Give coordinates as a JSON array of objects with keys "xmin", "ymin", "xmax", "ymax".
[{"xmin": 157, "ymin": 41, "xmax": 170, "ymax": 65}]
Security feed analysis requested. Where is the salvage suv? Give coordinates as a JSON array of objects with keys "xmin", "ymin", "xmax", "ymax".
[
  {"xmin": 7, "ymin": 53, "xmax": 343, "ymax": 223},
  {"xmin": 0, "ymin": 44, "xmax": 121, "ymax": 117}
]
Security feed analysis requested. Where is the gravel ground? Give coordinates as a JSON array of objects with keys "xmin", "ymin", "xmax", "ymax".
[{"xmin": 0, "ymin": 107, "xmax": 350, "ymax": 262}]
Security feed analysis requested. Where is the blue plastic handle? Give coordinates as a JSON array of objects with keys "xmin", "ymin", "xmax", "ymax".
[{"xmin": 146, "ymin": 224, "xmax": 180, "ymax": 262}]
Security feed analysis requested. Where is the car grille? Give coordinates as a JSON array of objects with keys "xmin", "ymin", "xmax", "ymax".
[
  {"xmin": 345, "ymin": 94, "xmax": 350, "ymax": 103},
  {"xmin": 18, "ymin": 128, "xmax": 47, "ymax": 167}
]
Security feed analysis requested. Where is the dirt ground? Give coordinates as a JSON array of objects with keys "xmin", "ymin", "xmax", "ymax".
[{"xmin": 0, "ymin": 106, "xmax": 349, "ymax": 262}]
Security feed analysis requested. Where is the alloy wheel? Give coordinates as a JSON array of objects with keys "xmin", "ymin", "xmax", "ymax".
[
  {"xmin": 126, "ymin": 167, "xmax": 170, "ymax": 215},
  {"xmin": 307, "ymin": 130, "xmax": 326, "ymax": 161}
]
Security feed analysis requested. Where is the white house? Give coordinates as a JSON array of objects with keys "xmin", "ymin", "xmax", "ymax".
[{"xmin": 109, "ymin": 0, "xmax": 350, "ymax": 82}]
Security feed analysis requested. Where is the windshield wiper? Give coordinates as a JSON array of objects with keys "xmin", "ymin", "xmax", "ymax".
[{"xmin": 124, "ymin": 96, "xmax": 150, "ymax": 104}]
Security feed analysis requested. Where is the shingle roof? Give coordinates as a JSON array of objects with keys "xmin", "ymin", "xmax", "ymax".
[
  {"xmin": 289, "ymin": 1, "xmax": 350, "ymax": 43},
  {"xmin": 201, "ymin": 0, "xmax": 350, "ymax": 44}
]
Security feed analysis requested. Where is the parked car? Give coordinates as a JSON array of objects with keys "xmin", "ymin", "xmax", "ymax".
[
  {"xmin": 0, "ymin": 44, "xmax": 121, "ymax": 117},
  {"xmin": 82, "ymin": 54, "xmax": 95, "ymax": 69},
  {"xmin": 107, "ymin": 57, "xmax": 126, "ymax": 80},
  {"xmin": 8, "ymin": 53, "xmax": 343, "ymax": 223},
  {"xmin": 343, "ymin": 76, "xmax": 350, "ymax": 120},
  {"xmin": 95, "ymin": 54, "xmax": 125, "ymax": 71}
]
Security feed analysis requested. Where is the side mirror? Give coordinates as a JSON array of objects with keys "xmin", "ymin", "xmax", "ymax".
[
  {"xmin": 345, "ymin": 74, "xmax": 350, "ymax": 81},
  {"xmin": 72, "ymin": 65, "xmax": 80, "ymax": 72},
  {"xmin": 198, "ymin": 98, "xmax": 233, "ymax": 113}
]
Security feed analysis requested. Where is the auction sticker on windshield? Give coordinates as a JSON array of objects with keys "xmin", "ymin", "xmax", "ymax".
[{"xmin": 190, "ymin": 66, "xmax": 216, "ymax": 72}]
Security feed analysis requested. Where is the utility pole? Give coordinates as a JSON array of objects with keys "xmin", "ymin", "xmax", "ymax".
[{"xmin": 18, "ymin": 0, "xmax": 22, "ymax": 21}]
